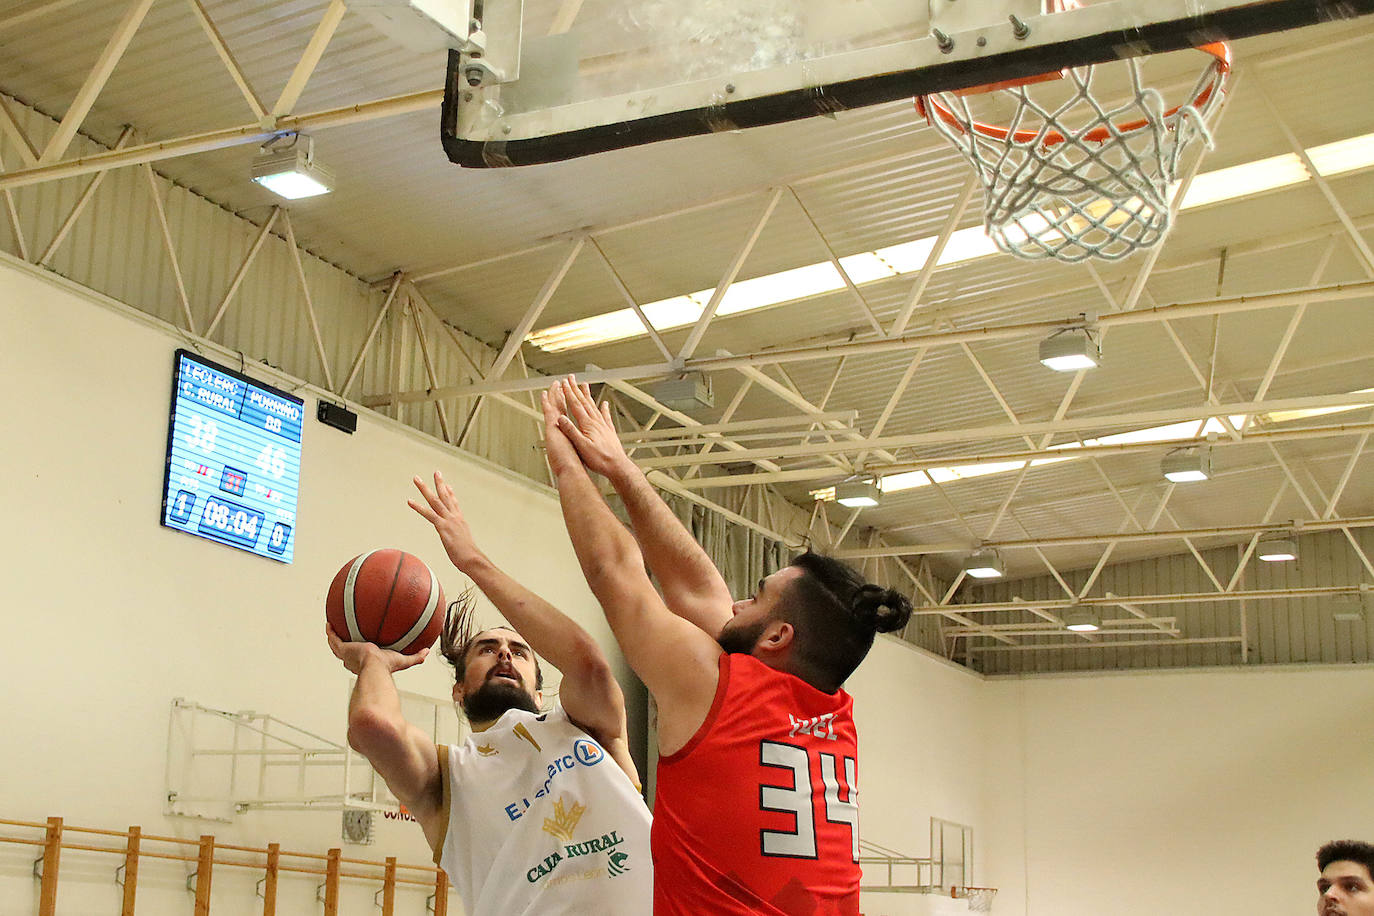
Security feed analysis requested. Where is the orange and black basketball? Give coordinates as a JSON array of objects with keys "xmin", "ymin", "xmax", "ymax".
[{"xmin": 326, "ymin": 549, "xmax": 444, "ymax": 656}]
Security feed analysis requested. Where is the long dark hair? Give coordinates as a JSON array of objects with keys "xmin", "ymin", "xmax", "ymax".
[{"xmin": 438, "ymin": 587, "xmax": 544, "ymax": 690}]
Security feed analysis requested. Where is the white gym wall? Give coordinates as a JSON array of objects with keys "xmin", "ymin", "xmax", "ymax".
[
  {"xmin": 984, "ymin": 664, "xmax": 1374, "ymax": 916},
  {"xmin": 0, "ymin": 255, "xmax": 632, "ymax": 914}
]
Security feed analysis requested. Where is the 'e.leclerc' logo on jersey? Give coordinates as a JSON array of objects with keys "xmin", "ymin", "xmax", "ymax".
[
  {"xmin": 572, "ymin": 739, "xmax": 604, "ymax": 766},
  {"xmin": 502, "ymin": 737, "xmax": 606, "ymax": 822}
]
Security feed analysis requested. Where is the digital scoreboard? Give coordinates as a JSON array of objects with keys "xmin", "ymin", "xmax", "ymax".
[{"xmin": 161, "ymin": 349, "xmax": 304, "ymax": 563}]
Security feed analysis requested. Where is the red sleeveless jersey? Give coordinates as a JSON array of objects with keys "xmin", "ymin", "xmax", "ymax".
[{"xmin": 651, "ymin": 653, "xmax": 861, "ymax": 915}]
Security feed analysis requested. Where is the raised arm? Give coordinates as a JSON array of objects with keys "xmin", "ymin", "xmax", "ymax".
[
  {"xmin": 554, "ymin": 377, "xmax": 734, "ymax": 638},
  {"xmin": 326, "ymin": 631, "xmax": 445, "ymax": 851},
  {"xmin": 542, "ymin": 385, "xmax": 722, "ymax": 755},
  {"xmin": 409, "ymin": 472, "xmax": 638, "ymax": 786}
]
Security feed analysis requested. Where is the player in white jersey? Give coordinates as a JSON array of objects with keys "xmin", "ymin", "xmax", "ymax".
[{"xmin": 327, "ymin": 471, "xmax": 651, "ymax": 915}]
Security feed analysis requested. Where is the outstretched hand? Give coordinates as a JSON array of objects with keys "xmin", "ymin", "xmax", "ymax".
[
  {"xmin": 541, "ymin": 381, "xmax": 586, "ymax": 477},
  {"xmin": 408, "ymin": 471, "xmax": 483, "ymax": 572},
  {"xmin": 326, "ymin": 625, "xmax": 428, "ymax": 676},
  {"xmin": 552, "ymin": 376, "xmax": 633, "ymax": 479}
]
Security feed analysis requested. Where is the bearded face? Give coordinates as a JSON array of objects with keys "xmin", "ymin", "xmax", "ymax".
[
  {"xmin": 455, "ymin": 629, "xmax": 543, "ymax": 724},
  {"xmin": 460, "ymin": 677, "xmax": 540, "ymax": 722},
  {"xmin": 717, "ymin": 615, "xmax": 770, "ymax": 656}
]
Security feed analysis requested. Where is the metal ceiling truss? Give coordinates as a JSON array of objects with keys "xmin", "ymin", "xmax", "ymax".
[{"xmin": 2, "ymin": 4, "xmax": 1370, "ymax": 671}]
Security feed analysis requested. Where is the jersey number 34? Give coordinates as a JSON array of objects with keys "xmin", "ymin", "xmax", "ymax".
[{"xmin": 758, "ymin": 740, "xmax": 859, "ymax": 862}]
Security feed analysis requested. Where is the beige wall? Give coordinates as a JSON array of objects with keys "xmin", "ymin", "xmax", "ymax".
[
  {"xmin": 985, "ymin": 664, "xmax": 1374, "ymax": 916},
  {"xmin": 0, "ymin": 256, "xmax": 632, "ymax": 913}
]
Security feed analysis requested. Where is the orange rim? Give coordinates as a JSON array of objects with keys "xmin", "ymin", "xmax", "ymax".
[{"xmin": 915, "ymin": 4, "xmax": 1232, "ymax": 148}]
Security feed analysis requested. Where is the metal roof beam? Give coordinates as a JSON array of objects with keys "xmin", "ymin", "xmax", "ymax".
[
  {"xmin": 637, "ymin": 394, "xmax": 1374, "ymax": 469},
  {"xmin": 833, "ymin": 515, "xmax": 1374, "ymax": 558},
  {"xmin": 365, "ymin": 279, "xmax": 1374, "ymax": 404},
  {"xmin": 913, "ymin": 585, "xmax": 1369, "ymax": 615},
  {"xmin": 0, "ymin": 89, "xmax": 443, "ymax": 191},
  {"xmin": 39, "ymin": 0, "xmax": 153, "ymax": 164}
]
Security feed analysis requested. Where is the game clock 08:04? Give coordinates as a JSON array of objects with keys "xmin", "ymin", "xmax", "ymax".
[{"xmin": 160, "ymin": 349, "xmax": 303, "ymax": 563}]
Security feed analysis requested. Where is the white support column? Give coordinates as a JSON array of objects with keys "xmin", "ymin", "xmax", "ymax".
[
  {"xmin": 1242, "ymin": 238, "xmax": 1343, "ymax": 432},
  {"xmin": 1324, "ymin": 413, "xmax": 1372, "ymax": 518},
  {"xmin": 39, "ymin": 0, "xmax": 154, "ymax": 163},
  {"xmin": 924, "ymin": 472, "xmax": 980, "ymax": 542},
  {"xmin": 340, "ymin": 274, "xmax": 403, "ymax": 398},
  {"xmin": 407, "ymin": 284, "xmax": 542, "ymax": 422},
  {"xmin": 888, "ymin": 173, "xmax": 978, "ymax": 337},
  {"xmin": 788, "ymin": 187, "xmax": 884, "ymax": 337},
  {"xmin": 36, "ymin": 126, "xmax": 135, "ymax": 266},
  {"xmin": 271, "ymin": 0, "xmax": 348, "ymax": 118},
  {"xmin": 491, "ymin": 237, "xmax": 584, "ymax": 379},
  {"xmin": 1226, "ymin": 482, "xmax": 1290, "ymax": 592},
  {"xmin": 852, "ymin": 347, "xmax": 927, "ymax": 469},
  {"xmin": 0, "ymin": 93, "xmax": 40, "ymax": 165},
  {"xmin": 407, "ymin": 298, "xmax": 452, "ymax": 442},
  {"xmin": 281, "ymin": 211, "xmax": 336, "ymax": 391},
  {"xmin": 1077, "ymin": 542, "xmax": 1118, "ymax": 599},
  {"xmin": 0, "ymin": 147, "xmax": 29, "ymax": 261},
  {"xmin": 185, "ymin": 0, "xmax": 267, "ymax": 120},
  {"xmin": 676, "ymin": 188, "xmax": 784, "ymax": 362},
  {"xmin": 1255, "ymin": 77, "xmax": 1374, "ymax": 275},
  {"xmin": 204, "ymin": 207, "xmax": 281, "ymax": 339},
  {"xmin": 984, "ymin": 461, "xmax": 1032, "ymax": 541},
  {"xmin": 587, "ymin": 237, "xmax": 672, "ymax": 362},
  {"xmin": 832, "ymin": 508, "xmax": 863, "ymax": 550},
  {"xmin": 141, "ymin": 164, "xmax": 195, "ymax": 334}
]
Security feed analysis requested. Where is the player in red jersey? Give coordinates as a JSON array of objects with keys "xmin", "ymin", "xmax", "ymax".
[{"xmin": 542, "ymin": 377, "xmax": 911, "ymax": 915}]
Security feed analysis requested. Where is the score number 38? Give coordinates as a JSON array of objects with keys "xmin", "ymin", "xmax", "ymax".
[{"xmin": 185, "ymin": 416, "xmax": 288, "ymax": 479}]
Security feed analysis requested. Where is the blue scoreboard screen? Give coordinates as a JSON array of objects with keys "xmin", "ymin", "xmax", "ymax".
[{"xmin": 161, "ymin": 349, "xmax": 304, "ymax": 563}]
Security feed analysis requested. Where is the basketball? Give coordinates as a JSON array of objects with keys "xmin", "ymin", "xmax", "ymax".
[{"xmin": 326, "ymin": 549, "xmax": 445, "ymax": 656}]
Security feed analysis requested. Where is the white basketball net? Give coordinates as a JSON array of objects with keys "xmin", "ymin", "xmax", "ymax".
[
  {"xmin": 954, "ymin": 887, "xmax": 998, "ymax": 913},
  {"xmin": 919, "ymin": 48, "xmax": 1228, "ymax": 262}
]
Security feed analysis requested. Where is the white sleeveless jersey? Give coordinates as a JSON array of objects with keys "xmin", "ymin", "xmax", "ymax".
[{"xmin": 433, "ymin": 702, "xmax": 652, "ymax": 915}]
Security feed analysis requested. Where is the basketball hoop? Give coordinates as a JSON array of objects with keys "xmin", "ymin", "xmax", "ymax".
[
  {"xmin": 916, "ymin": 0, "xmax": 1231, "ymax": 262},
  {"xmin": 952, "ymin": 886, "xmax": 999, "ymax": 912}
]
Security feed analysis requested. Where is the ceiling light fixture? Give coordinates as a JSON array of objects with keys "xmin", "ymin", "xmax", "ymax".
[
  {"xmin": 1256, "ymin": 536, "xmax": 1298, "ymax": 563},
  {"xmin": 1332, "ymin": 586, "xmax": 1371, "ymax": 622},
  {"xmin": 650, "ymin": 372, "xmax": 713, "ymax": 412},
  {"xmin": 834, "ymin": 478, "xmax": 882, "ymax": 509},
  {"xmin": 962, "ymin": 547, "xmax": 1005, "ymax": 579},
  {"xmin": 1063, "ymin": 605, "xmax": 1102, "ymax": 632},
  {"xmin": 251, "ymin": 134, "xmax": 334, "ymax": 200},
  {"xmin": 1038, "ymin": 319, "xmax": 1100, "ymax": 372},
  {"xmin": 1161, "ymin": 447, "xmax": 1213, "ymax": 483}
]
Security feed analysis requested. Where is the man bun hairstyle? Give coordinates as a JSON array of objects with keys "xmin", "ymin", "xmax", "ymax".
[
  {"xmin": 439, "ymin": 586, "xmax": 543, "ymax": 690},
  {"xmin": 781, "ymin": 551, "xmax": 913, "ymax": 691},
  {"xmin": 852, "ymin": 582, "xmax": 915, "ymax": 634},
  {"xmin": 1318, "ymin": 839, "xmax": 1374, "ymax": 879}
]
